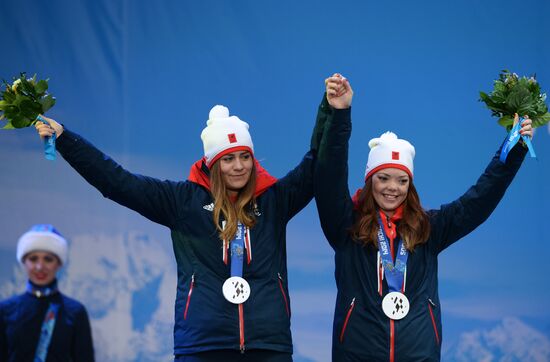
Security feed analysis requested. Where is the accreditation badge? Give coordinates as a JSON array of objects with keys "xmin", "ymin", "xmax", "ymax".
[
  {"xmin": 222, "ymin": 276, "xmax": 251, "ymax": 304},
  {"xmin": 382, "ymin": 291, "xmax": 410, "ymax": 320}
]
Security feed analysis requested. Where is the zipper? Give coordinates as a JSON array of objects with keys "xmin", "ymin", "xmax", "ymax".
[
  {"xmin": 389, "ymin": 319, "xmax": 395, "ymax": 362},
  {"xmin": 339, "ymin": 297, "xmax": 356, "ymax": 342},
  {"xmin": 239, "ymin": 304, "xmax": 245, "ymax": 353},
  {"xmin": 183, "ymin": 273, "xmax": 195, "ymax": 320},
  {"xmin": 428, "ymin": 299, "xmax": 440, "ymax": 345},
  {"xmin": 277, "ymin": 273, "xmax": 290, "ymax": 317}
]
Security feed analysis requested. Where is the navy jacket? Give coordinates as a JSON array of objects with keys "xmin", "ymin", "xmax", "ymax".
[
  {"xmin": 54, "ymin": 106, "xmax": 327, "ymax": 355},
  {"xmin": 314, "ymin": 104, "xmax": 527, "ymax": 361},
  {"xmin": 0, "ymin": 290, "xmax": 94, "ymax": 362}
]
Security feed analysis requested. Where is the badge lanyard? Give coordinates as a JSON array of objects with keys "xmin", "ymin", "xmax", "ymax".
[
  {"xmin": 376, "ymin": 216, "xmax": 408, "ymax": 293},
  {"xmin": 377, "ymin": 216, "xmax": 411, "ymax": 320},
  {"xmin": 230, "ymin": 223, "xmax": 246, "ymax": 278},
  {"xmin": 500, "ymin": 117, "xmax": 536, "ymax": 163},
  {"xmin": 36, "ymin": 115, "xmax": 56, "ymax": 161},
  {"xmin": 222, "ymin": 222, "xmax": 251, "ymax": 304},
  {"xmin": 34, "ymin": 302, "xmax": 60, "ymax": 362}
]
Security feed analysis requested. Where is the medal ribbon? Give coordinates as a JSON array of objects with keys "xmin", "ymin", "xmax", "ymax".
[
  {"xmin": 230, "ymin": 222, "xmax": 246, "ymax": 277},
  {"xmin": 34, "ymin": 302, "xmax": 60, "ymax": 362},
  {"xmin": 499, "ymin": 117, "xmax": 536, "ymax": 163},
  {"xmin": 377, "ymin": 216, "xmax": 408, "ymax": 293},
  {"xmin": 36, "ymin": 115, "xmax": 56, "ymax": 161}
]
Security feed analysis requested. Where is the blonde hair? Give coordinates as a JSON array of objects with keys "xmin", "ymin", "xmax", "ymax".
[{"xmin": 209, "ymin": 161, "xmax": 257, "ymax": 242}]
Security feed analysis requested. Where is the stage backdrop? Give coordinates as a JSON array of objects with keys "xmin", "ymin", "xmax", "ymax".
[{"xmin": 1, "ymin": 1, "xmax": 549, "ymax": 361}]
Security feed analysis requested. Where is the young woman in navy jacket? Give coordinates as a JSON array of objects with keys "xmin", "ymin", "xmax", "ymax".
[
  {"xmin": 35, "ymin": 103, "xmax": 327, "ymax": 361},
  {"xmin": 315, "ymin": 74, "xmax": 532, "ymax": 361}
]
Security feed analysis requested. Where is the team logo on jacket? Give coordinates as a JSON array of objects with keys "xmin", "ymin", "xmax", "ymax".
[
  {"xmin": 253, "ymin": 203, "xmax": 261, "ymax": 216},
  {"xmin": 203, "ymin": 202, "xmax": 261, "ymax": 216}
]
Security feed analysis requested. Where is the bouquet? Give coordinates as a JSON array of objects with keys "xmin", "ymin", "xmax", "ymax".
[
  {"xmin": 1, "ymin": 73, "xmax": 57, "ymax": 160},
  {"xmin": 0, "ymin": 73, "xmax": 55, "ymax": 129},
  {"xmin": 479, "ymin": 70, "xmax": 550, "ymax": 131}
]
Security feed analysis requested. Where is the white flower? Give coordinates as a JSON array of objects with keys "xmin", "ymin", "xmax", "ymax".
[
  {"xmin": 11, "ymin": 78, "xmax": 22, "ymax": 92},
  {"xmin": 529, "ymin": 77, "xmax": 537, "ymax": 84}
]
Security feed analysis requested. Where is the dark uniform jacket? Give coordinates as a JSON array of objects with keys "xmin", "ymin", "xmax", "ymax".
[
  {"xmin": 53, "ymin": 106, "xmax": 327, "ymax": 355},
  {"xmin": 314, "ymin": 102, "xmax": 526, "ymax": 361},
  {"xmin": 0, "ymin": 283, "xmax": 94, "ymax": 362}
]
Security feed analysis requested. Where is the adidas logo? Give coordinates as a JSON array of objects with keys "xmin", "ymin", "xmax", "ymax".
[{"xmin": 202, "ymin": 202, "xmax": 261, "ymax": 216}]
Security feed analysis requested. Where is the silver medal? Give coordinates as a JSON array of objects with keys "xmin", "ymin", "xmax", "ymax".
[
  {"xmin": 382, "ymin": 291, "xmax": 410, "ymax": 320},
  {"xmin": 222, "ymin": 276, "xmax": 251, "ymax": 304}
]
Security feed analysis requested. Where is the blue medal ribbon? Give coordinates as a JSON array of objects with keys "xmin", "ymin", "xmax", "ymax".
[
  {"xmin": 377, "ymin": 216, "xmax": 408, "ymax": 293},
  {"xmin": 500, "ymin": 117, "xmax": 536, "ymax": 163},
  {"xmin": 36, "ymin": 115, "xmax": 56, "ymax": 161},
  {"xmin": 34, "ymin": 302, "xmax": 60, "ymax": 362},
  {"xmin": 230, "ymin": 222, "xmax": 246, "ymax": 277}
]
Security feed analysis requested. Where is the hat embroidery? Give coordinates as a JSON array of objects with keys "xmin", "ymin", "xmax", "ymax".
[
  {"xmin": 228, "ymin": 133, "xmax": 237, "ymax": 143},
  {"xmin": 392, "ymin": 151, "xmax": 400, "ymax": 160}
]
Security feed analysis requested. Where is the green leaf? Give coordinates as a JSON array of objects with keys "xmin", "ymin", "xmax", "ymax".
[
  {"xmin": 20, "ymin": 78, "xmax": 36, "ymax": 97},
  {"xmin": 506, "ymin": 87, "xmax": 531, "ymax": 112},
  {"xmin": 11, "ymin": 115, "xmax": 30, "ymax": 128},
  {"xmin": 1, "ymin": 121, "xmax": 16, "ymax": 129},
  {"xmin": 35, "ymin": 79, "xmax": 48, "ymax": 94},
  {"xmin": 3, "ymin": 105, "xmax": 19, "ymax": 119},
  {"xmin": 19, "ymin": 99, "xmax": 41, "ymax": 119},
  {"xmin": 532, "ymin": 112, "xmax": 550, "ymax": 128},
  {"xmin": 498, "ymin": 115, "xmax": 514, "ymax": 129},
  {"xmin": 3, "ymin": 91, "xmax": 15, "ymax": 103},
  {"xmin": 40, "ymin": 95, "xmax": 56, "ymax": 112}
]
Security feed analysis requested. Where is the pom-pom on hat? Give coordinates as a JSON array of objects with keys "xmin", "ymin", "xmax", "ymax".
[
  {"xmin": 200, "ymin": 105, "xmax": 254, "ymax": 168},
  {"xmin": 364, "ymin": 132, "xmax": 415, "ymax": 180},
  {"xmin": 17, "ymin": 224, "xmax": 68, "ymax": 265}
]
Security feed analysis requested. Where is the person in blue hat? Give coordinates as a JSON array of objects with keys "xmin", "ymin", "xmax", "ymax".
[{"xmin": 0, "ymin": 224, "xmax": 95, "ymax": 362}]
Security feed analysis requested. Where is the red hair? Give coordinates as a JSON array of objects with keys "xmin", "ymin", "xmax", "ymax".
[{"xmin": 351, "ymin": 177, "xmax": 430, "ymax": 251}]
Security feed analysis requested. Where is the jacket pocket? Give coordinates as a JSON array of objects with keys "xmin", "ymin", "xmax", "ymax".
[
  {"xmin": 339, "ymin": 297, "xmax": 356, "ymax": 343},
  {"xmin": 277, "ymin": 273, "xmax": 290, "ymax": 317},
  {"xmin": 183, "ymin": 273, "xmax": 195, "ymax": 320},
  {"xmin": 427, "ymin": 298, "xmax": 440, "ymax": 345}
]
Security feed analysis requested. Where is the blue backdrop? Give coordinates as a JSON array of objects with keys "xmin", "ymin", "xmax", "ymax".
[{"xmin": 1, "ymin": 1, "xmax": 549, "ymax": 361}]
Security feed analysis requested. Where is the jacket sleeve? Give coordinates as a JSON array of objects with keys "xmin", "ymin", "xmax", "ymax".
[
  {"xmin": 314, "ymin": 98, "xmax": 353, "ymax": 250},
  {"xmin": 275, "ymin": 94, "xmax": 330, "ymax": 222},
  {"xmin": 72, "ymin": 305, "xmax": 95, "ymax": 362},
  {"xmin": 56, "ymin": 129, "xmax": 187, "ymax": 228},
  {"xmin": 430, "ymin": 140, "xmax": 527, "ymax": 253}
]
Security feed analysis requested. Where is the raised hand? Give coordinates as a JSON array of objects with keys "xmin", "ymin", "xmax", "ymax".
[
  {"xmin": 516, "ymin": 113, "xmax": 534, "ymax": 139},
  {"xmin": 325, "ymin": 73, "xmax": 353, "ymax": 109},
  {"xmin": 35, "ymin": 115, "xmax": 64, "ymax": 139}
]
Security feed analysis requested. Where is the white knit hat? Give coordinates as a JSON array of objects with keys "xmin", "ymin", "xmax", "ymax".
[
  {"xmin": 364, "ymin": 132, "xmax": 415, "ymax": 180},
  {"xmin": 17, "ymin": 224, "xmax": 68, "ymax": 265},
  {"xmin": 200, "ymin": 105, "xmax": 254, "ymax": 167}
]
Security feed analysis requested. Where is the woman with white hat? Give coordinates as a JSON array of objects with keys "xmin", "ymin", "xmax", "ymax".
[
  {"xmin": 315, "ymin": 74, "xmax": 533, "ymax": 361},
  {"xmin": 0, "ymin": 224, "xmax": 94, "ymax": 362},
  {"xmin": 34, "ymin": 103, "xmax": 326, "ymax": 361}
]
